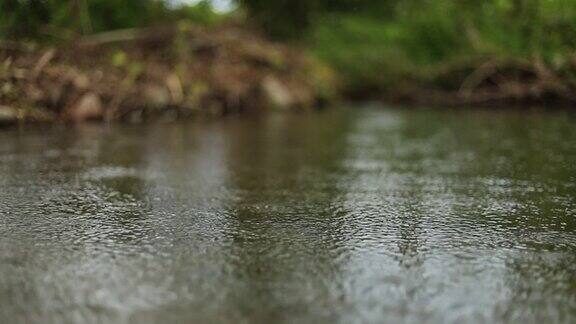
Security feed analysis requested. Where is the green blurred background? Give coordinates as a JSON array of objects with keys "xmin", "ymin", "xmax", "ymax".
[{"xmin": 2, "ymin": 0, "xmax": 576, "ymax": 100}]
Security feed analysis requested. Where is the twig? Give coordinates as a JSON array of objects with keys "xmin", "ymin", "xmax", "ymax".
[
  {"xmin": 78, "ymin": 28, "xmax": 150, "ymax": 46},
  {"xmin": 31, "ymin": 49, "xmax": 56, "ymax": 80},
  {"xmin": 78, "ymin": 27, "xmax": 176, "ymax": 46},
  {"xmin": 459, "ymin": 60, "xmax": 498, "ymax": 98}
]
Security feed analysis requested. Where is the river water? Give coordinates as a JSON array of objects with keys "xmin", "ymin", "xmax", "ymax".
[{"xmin": 1, "ymin": 107, "xmax": 575, "ymax": 323}]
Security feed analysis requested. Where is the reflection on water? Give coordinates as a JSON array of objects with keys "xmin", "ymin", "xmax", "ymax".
[{"xmin": 0, "ymin": 107, "xmax": 575, "ymax": 323}]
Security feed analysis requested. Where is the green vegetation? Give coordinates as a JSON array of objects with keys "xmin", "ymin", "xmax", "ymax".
[
  {"xmin": 2, "ymin": 0, "xmax": 576, "ymax": 106},
  {"xmin": 243, "ymin": 0, "xmax": 576, "ymax": 103},
  {"xmin": 0, "ymin": 0, "xmax": 225, "ymax": 40}
]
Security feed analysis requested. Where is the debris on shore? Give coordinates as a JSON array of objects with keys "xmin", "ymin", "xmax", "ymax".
[{"xmin": 0, "ymin": 23, "xmax": 336, "ymax": 125}]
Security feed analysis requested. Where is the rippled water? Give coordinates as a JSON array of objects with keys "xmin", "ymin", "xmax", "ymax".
[{"xmin": 1, "ymin": 107, "xmax": 575, "ymax": 323}]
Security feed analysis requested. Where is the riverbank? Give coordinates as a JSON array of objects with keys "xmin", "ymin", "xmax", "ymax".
[
  {"xmin": 354, "ymin": 57, "xmax": 576, "ymax": 108},
  {"xmin": 2, "ymin": 27, "xmax": 575, "ymax": 127},
  {"xmin": 307, "ymin": 3, "xmax": 576, "ymax": 108},
  {"xmin": 0, "ymin": 23, "xmax": 335, "ymax": 125}
]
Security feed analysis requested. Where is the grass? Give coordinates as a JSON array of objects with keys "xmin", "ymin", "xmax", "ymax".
[{"xmin": 309, "ymin": 0, "xmax": 576, "ymax": 103}]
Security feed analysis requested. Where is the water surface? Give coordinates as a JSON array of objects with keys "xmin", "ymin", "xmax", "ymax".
[{"xmin": 1, "ymin": 107, "xmax": 575, "ymax": 323}]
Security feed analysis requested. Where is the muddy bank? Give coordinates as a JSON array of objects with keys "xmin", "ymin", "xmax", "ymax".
[
  {"xmin": 368, "ymin": 57, "xmax": 576, "ymax": 108},
  {"xmin": 0, "ymin": 23, "xmax": 336, "ymax": 125}
]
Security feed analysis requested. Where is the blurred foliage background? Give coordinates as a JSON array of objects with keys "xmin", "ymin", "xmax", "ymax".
[
  {"xmin": 2, "ymin": 0, "xmax": 576, "ymax": 101},
  {"xmin": 0, "ymin": 0, "xmax": 225, "ymax": 39}
]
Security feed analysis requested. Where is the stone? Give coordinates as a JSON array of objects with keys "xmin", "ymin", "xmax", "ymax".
[
  {"xmin": 262, "ymin": 76, "xmax": 293, "ymax": 109},
  {"xmin": 144, "ymin": 84, "xmax": 171, "ymax": 108},
  {"xmin": 0, "ymin": 105, "xmax": 18, "ymax": 125},
  {"xmin": 70, "ymin": 93, "xmax": 103, "ymax": 121}
]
